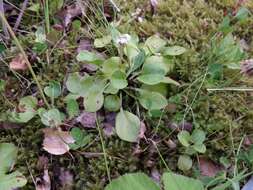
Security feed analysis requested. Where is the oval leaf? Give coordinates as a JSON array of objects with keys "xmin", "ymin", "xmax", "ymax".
[
  {"xmin": 116, "ymin": 109, "xmax": 141, "ymax": 142},
  {"xmin": 105, "ymin": 173, "xmax": 160, "ymax": 190},
  {"xmin": 138, "ymin": 90, "xmax": 167, "ymax": 110},
  {"xmin": 163, "ymin": 46, "xmax": 186, "ymax": 56},
  {"xmin": 104, "ymin": 95, "xmax": 121, "ymax": 112},
  {"xmin": 111, "ymin": 70, "xmax": 128, "ymax": 89}
]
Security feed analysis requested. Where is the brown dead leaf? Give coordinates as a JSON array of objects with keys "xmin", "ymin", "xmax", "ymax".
[
  {"xmin": 36, "ymin": 169, "xmax": 51, "ymax": 190},
  {"xmin": 43, "ymin": 128, "xmax": 75, "ymax": 155},
  {"xmin": 59, "ymin": 168, "xmax": 74, "ymax": 190},
  {"xmin": 151, "ymin": 168, "xmax": 161, "ymax": 184},
  {"xmin": 0, "ymin": 122, "xmax": 21, "ymax": 129},
  {"xmin": 37, "ymin": 155, "xmax": 49, "ymax": 171},
  {"xmin": 9, "ymin": 53, "xmax": 28, "ymax": 71},
  {"xmin": 76, "ymin": 112, "xmax": 96, "ymax": 128},
  {"xmin": 57, "ymin": 4, "xmax": 82, "ymax": 28},
  {"xmin": 199, "ymin": 157, "xmax": 221, "ymax": 177}
]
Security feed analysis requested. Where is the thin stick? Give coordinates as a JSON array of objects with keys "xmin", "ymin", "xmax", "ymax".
[
  {"xmin": 207, "ymin": 88, "xmax": 253, "ymax": 92},
  {"xmin": 14, "ymin": 0, "xmax": 29, "ymax": 31},
  {"xmin": 96, "ymin": 116, "xmax": 111, "ymax": 182},
  {"xmin": 0, "ymin": 0, "xmax": 9, "ymax": 39},
  {"xmin": 0, "ymin": 12, "xmax": 50, "ymax": 108}
]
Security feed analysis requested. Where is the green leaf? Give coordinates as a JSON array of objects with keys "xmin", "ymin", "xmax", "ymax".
[
  {"xmin": 127, "ymin": 49, "xmax": 146, "ymax": 75},
  {"xmin": 44, "ymin": 81, "xmax": 61, "ymax": 98},
  {"xmin": 104, "ymin": 95, "xmax": 121, "ymax": 112},
  {"xmin": 10, "ymin": 111, "xmax": 36, "ymax": 123},
  {"xmin": 177, "ymin": 131, "xmax": 191, "ymax": 147},
  {"xmin": 10, "ymin": 96, "xmax": 37, "ymax": 123},
  {"xmin": 102, "ymin": 57, "xmax": 122, "ymax": 77},
  {"xmin": 83, "ymin": 91, "xmax": 104, "ymax": 112},
  {"xmin": 111, "ymin": 70, "xmax": 128, "ymax": 89},
  {"xmin": 66, "ymin": 73, "xmax": 83, "ymax": 94},
  {"xmin": 163, "ymin": 46, "xmax": 186, "ymax": 56},
  {"xmin": 0, "ymin": 171, "xmax": 27, "ymax": 190},
  {"xmin": 104, "ymin": 83, "xmax": 119, "ymax": 94},
  {"xmin": 49, "ymin": 0, "xmax": 64, "ymax": 14},
  {"xmin": 69, "ymin": 127, "xmax": 92, "ymax": 150},
  {"xmin": 105, "ymin": 173, "xmax": 160, "ymax": 190},
  {"xmin": 0, "ymin": 79, "xmax": 6, "ymax": 92},
  {"xmin": 77, "ymin": 50, "xmax": 104, "ymax": 65},
  {"xmin": 0, "ymin": 43, "xmax": 6, "ymax": 54},
  {"xmin": 66, "ymin": 99, "xmax": 79, "ymax": 118},
  {"xmin": 163, "ymin": 172, "xmax": 204, "ymax": 190},
  {"xmin": 0, "ymin": 143, "xmax": 17, "ymax": 174},
  {"xmin": 191, "ymin": 129, "xmax": 206, "ymax": 144},
  {"xmin": 116, "ymin": 109, "xmax": 141, "ymax": 142},
  {"xmin": 145, "ymin": 35, "xmax": 167, "ymax": 54},
  {"xmin": 19, "ymin": 96, "xmax": 37, "ymax": 109},
  {"xmin": 0, "ymin": 143, "xmax": 27, "ymax": 190},
  {"xmin": 137, "ymin": 56, "xmax": 167, "ymax": 85},
  {"xmin": 124, "ymin": 43, "xmax": 140, "ymax": 62},
  {"xmin": 162, "ymin": 77, "xmax": 180, "ymax": 86},
  {"xmin": 94, "ymin": 35, "xmax": 112, "ymax": 48},
  {"xmin": 35, "ymin": 26, "xmax": 46, "ymax": 43},
  {"xmin": 192, "ymin": 144, "xmax": 206, "ymax": 153},
  {"xmin": 235, "ymin": 7, "xmax": 250, "ymax": 21},
  {"xmin": 28, "ymin": 3, "xmax": 40, "ymax": 12},
  {"xmin": 141, "ymin": 83, "xmax": 168, "ymax": 97},
  {"xmin": 177, "ymin": 155, "xmax": 192, "ymax": 171},
  {"xmin": 138, "ymin": 89, "xmax": 167, "ymax": 110},
  {"xmin": 40, "ymin": 108, "xmax": 62, "ymax": 127}
]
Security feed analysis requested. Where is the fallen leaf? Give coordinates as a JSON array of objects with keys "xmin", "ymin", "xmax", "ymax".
[
  {"xmin": 57, "ymin": 4, "xmax": 82, "ymax": 27},
  {"xmin": 151, "ymin": 168, "xmax": 161, "ymax": 184},
  {"xmin": 9, "ymin": 53, "xmax": 27, "ymax": 71},
  {"xmin": 0, "ymin": 122, "xmax": 21, "ymax": 129},
  {"xmin": 42, "ymin": 128, "xmax": 75, "ymax": 155},
  {"xmin": 36, "ymin": 169, "xmax": 51, "ymax": 190},
  {"xmin": 165, "ymin": 139, "xmax": 177, "ymax": 149},
  {"xmin": 76, "ymin": 112, "xmax": 96, "ymax": 128},
  {"xmin": 199, "ymin": 157, "xmax": 221, "ymax": 177},
  {"xmin": 59, "ymin": 168, "xmax": 73, "ymax": 190},
  {"xmin": 77, "ymin": 39, "xmax": 93, "ymax": 53},
  {"xmin": 103, "ymin": 123, "xmax": 114, "ymax": 137},
  {"xmin": 168, "ymin": 122, "xmax": 193, "ymax": 132},
  {"xmin": 36, "ymin": 156, "xmax": 49, "ymax": 171}
]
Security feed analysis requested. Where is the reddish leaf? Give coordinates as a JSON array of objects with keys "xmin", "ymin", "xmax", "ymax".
[
  {"xmin": 42, "ymin": 128, "xmax": 75, "ymax": 155},
  {"xmin": 76, "ymin": 112, "xmax": 96, "ymax": 128},
  {"xmin": 199, "ymin": 157, "xmax": 221, "ymax": 177},
  {"xmin": 9, "ymin": 53, "xmax": 28, "ymax": 71},
  {"xmin": 59, "ymin": 168, "xmax": 73, "ymax": 189},
  {"xmin": 35, "ymin": 169, "xmax": 51, "ymax": 190}
]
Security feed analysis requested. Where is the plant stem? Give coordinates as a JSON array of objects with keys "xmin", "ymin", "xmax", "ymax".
[
  {"xmin": 96, "ymin": 116, "xmax": 111, "ymax": 182},
  {"xmin": 0, "ymin": 13, "xmax": 50, "ymax": 108},
  {"xmin": 44, "ymin": 0, "xmax": 50, "ymax": 33}
]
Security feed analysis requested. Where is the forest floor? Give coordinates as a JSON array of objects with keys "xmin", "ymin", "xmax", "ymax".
[{"xmin": 1, "ymin": 0, "xmax": 253, "ymax": 190}]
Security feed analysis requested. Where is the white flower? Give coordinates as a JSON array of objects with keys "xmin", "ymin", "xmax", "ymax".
[{"xmin": 116, "ymin": 34, "xmax": 131, "ymax": 45}]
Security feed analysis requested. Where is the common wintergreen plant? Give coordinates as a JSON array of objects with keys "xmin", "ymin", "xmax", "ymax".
[{"xmin": 8, "ymin": 28, "xmax": 186, "ymax": 143}]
